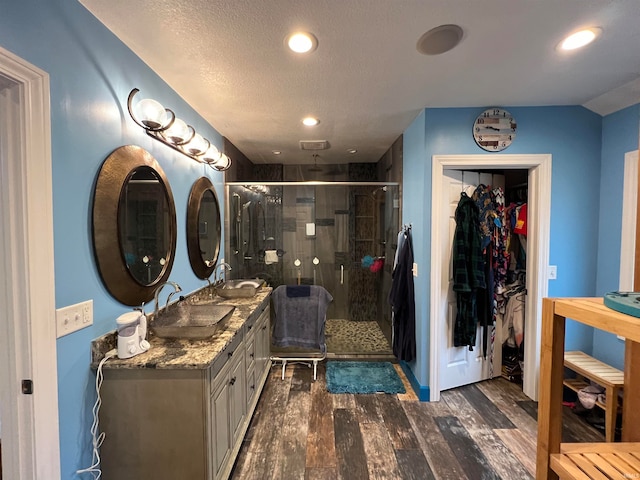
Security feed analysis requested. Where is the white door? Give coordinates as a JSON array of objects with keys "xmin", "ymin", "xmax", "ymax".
[{"xmin": 438, "ymin": 169, "xmax": 504, "ymax": 391}]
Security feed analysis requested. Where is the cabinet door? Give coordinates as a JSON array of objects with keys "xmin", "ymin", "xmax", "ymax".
[
  {"xmin": 229, "ymin": 349, "xmax": 246, "ymax": 444},
  {"xmin": 245, "ymin": 332, "xmax": 256, "ymax": 372},
  {"xmin": 256, "ymin": 308, "xmax": 271, "ymax": 377},
  {"xmin": 246, "ymin": 366, "xmax": 257, "ymax": 408},
  {"xmin": 211, "ymin": 373, "xmax": 231, "ymax": 479}
]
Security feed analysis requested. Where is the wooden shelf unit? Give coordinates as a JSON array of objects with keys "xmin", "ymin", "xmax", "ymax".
[
  {"xmin": 537, "ymin": 297, "xmax": 640, "ymax": 479},
  {"xmin": 563, "ymin": 350, "xmax": 624, "ymax": 442}
]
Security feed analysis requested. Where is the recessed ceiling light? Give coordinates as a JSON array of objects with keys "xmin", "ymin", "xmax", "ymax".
[
  {"xmin": 302, "ymin": 116, "xmax": 319, "ymax": 126},
  {"xmin": 272, "ymin": 150, "xmax": 281, "ymax": 155},
  {"xmin": 286, "ymin": 32, "xmax": 318, "ymax": 54},
  {"xmin": 347, "ymin": 148, "xmax": 357, "ymax": 154},
  {"xmin": 417, "ymin": 24, "xmax": 464, "ymax": 56},
  {"xmin": 559, "ymin": 27, "xmax": 602, "ymax": 51}
]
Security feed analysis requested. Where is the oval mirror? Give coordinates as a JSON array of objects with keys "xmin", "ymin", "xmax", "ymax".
[
  {"xmin": 187, "ymin": 177, "xmax": 221, "ymax": 279},
  {"xmin": 93, "ymin": 145, "xmax": 177, "ymax": 306}
]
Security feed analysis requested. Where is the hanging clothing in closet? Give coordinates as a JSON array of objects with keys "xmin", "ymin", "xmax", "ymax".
[
  {"xmin": 452, "ymin": 193, "xmax": 485, "ymax": 350},
  {"xmin": 452, "ymin": 184, "xmax": 510, "ymax": 359},
  {"xmin": 501, "ymin": 286, "xmax": 526, "ymax": 348},
  {"xmin": 388, "ymin": 226, "xmax": 416, "ymax": 362},
  {"xmin": 499, "ymin": 192, "xmax": 528, "ymax": 382},
  {"xmin": 451, "ymin": 175, "xmax": 528, "ymax": 382}
]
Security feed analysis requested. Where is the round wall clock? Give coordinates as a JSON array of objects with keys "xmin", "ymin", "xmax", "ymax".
[{"xmin": 473, "ymin": 108, "xmax": 517, "ymax": 152}]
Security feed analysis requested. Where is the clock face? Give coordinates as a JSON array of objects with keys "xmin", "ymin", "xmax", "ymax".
[{"xmin": 473, "ymin": 108, "xmax": 517, "ymax": 151}]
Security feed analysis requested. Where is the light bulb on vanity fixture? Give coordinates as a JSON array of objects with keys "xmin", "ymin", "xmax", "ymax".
[
  {"xmin": 202, "ymin": 144, "xmax": 232, "ymax": 171},
  {"xmin": 127, "ymin": 88, "xmax": 231, "ymax": 171}
]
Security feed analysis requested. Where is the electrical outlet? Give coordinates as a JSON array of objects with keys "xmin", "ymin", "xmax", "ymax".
[
  {"xmin": 56, "ymin": 300, "xmax": 93, "ymax": 338},
  {"xmin": 82, "ymin": 300, "xmax": 93, "ymax": 325}
]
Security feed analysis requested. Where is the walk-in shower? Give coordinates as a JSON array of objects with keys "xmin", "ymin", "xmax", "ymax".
[{"xmin": 225, "ymin": 182, "xmax": 400, "ymax": 356}]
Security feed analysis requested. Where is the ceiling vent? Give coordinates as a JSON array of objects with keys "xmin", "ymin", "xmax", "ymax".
[{"xmin": 299, "ymin": 140, "xmax": 330, "ymax": 150}]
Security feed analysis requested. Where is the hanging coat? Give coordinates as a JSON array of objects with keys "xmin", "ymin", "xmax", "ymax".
[
  {"xmin": 388, "ymin": 229, "xmax": 416, "ymax": 362},
  {"xmin": 452, "ymin": 193, "xmax": 485, "ymax": 349}
]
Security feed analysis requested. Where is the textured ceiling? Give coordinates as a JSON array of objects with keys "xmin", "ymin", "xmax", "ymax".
[{"xmin": 80, "ymin": 0, "xmax": 640, "ymax": 164}]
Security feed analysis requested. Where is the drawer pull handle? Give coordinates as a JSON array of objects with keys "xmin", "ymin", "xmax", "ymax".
[
  {"xmin": 247, "ymin": 325, "xmax": 253, "ymax": 330},
  {"xmin": 250, "ymin": 353, "xmax": 254, "ymax": 359},
  {"xmin": 228, "ymin": 351, "xmax": 234, "ymax": 358},
  {"xmin": 250, "ymin": 384, "xmax": 255, "ymax": 390},
  {"xmin": 230, "ymin": 377, "xmax": 236, "ymax": 386},
  {"xmin": 262, "ymin": 325, "xmax": 267, "ymax": 330}
]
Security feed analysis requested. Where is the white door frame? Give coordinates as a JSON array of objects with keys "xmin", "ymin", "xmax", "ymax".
[
  {"xmin": 619, "ymin": 150, "xmax": 639, "ymax": 290},
  {"xmin": 0, "ymin": 46, "xmax": 60, "ymax": 479},
  {"xmin": 430, "ymin": 154, "xmax": 552, "ymax": 402}
]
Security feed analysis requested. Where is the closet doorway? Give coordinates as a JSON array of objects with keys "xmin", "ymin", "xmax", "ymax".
[
  {"xmin": 430, "ymin": 154, "xmax": 552, "ymax": 402},
  {"xmin": 438, "ymin": 169, "xmax": 530, "ymax": 392}
]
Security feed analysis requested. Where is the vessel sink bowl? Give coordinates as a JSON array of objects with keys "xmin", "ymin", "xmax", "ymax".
[
  {"xmin": 216, "ymin": 278, "xmax": 265, "ymax": 299},
  {"xmin": 151, "ymin": 303, "xmax": 235, "ymax": 339}
]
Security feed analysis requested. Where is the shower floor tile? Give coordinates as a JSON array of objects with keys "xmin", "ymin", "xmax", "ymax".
[{"xmin": 325, "ymin": 319, "xmax": 392, "ymax": 354}]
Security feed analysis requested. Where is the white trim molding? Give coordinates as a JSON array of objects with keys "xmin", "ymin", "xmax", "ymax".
[
  {"xmin": 619, "ymin": 150, "xmax": 639, "ymax": 290},
  {"xmin": 429, "ymin": 154, "xmax": 552, "ymax": 402},
  {"xmin": 0, "ymin": 46, "xmax": 60, "ymax": 480}
]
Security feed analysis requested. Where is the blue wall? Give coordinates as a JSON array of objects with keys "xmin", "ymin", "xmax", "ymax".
[
  {"xmin": 401, "ymin": 110, "xmax": 429, "ymax": 397},
  {"xmin": 593, "ymin": 104, "xmax": 640, "ymax": 370},
  {"xmin": 404, "ymin": 106, "xmax": 605, "ymax": 390},
  {"xmin": 1, "ymin": 1, "xmax": 226, "ymax": 477}
]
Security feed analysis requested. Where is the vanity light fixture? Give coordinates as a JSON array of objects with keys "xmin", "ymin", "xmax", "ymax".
[{"xmin": 127, "ymin": 88, "xmax": 231, "ymax": 171}]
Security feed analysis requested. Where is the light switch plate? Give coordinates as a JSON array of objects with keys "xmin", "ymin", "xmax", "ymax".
[
  {"xmin": 56, "ymin": 300, "xmax": 93, "ymax": 338},
  {"xmin": 548, "ymin": 265, "xmax": 557, "ymax": 280}
]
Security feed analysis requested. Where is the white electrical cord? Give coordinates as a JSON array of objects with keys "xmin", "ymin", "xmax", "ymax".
[{"xmin": 76, "ymin": 348, "xmax": 117, "ymax": 479}]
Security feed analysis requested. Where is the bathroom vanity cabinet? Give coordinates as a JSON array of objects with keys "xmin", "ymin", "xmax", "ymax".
[{"xmin": 97, "ymin": 292, "xmax": 271, "ymax": 480}]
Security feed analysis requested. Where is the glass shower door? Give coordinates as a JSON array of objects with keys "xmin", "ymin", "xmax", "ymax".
[{"xmin": 226, "ymin": 182, "xmax": 398, "ymax": 355}]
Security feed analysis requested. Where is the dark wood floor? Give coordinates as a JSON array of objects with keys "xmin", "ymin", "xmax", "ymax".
[{"xmin": 231, "ymin": 362, "xmax": 604, "ymax": 479}]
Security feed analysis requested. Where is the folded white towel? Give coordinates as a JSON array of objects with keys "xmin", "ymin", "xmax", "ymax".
[{"xmin": 265, "ymin": 250, "xmax": 279, "ymax": 264}]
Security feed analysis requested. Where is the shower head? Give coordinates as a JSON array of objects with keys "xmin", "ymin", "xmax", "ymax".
[{"xmin": 372, "ymin": 186, "xmax": 388, "ymax": 196}]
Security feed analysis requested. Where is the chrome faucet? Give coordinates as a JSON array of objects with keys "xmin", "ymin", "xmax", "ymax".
[
  {"xmin": 213, "ymin": 262, "xmax": 231, "ymax": 285},
  {"xmin": 153, "ymin": 281, "xmax": 182, "ymax": 318}
]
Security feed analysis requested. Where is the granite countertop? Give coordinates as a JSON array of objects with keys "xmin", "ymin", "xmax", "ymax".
[{"xmin": 92, "ymin": 288, "xmax": 271, "ymax": 370}]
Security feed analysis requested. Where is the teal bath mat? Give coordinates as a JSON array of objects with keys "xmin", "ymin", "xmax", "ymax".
[{"xmin": 325, "ymin": 361, "xmax": 406, "ymax": 394}]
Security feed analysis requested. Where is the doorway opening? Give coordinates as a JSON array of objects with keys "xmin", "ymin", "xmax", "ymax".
[
  {"xmin": 0, "ymin": 46, "xmax": 59, "ymax": 479},
  {"xmin": 430, "ymin": 154, "xmax": 551, "ymax": 402},
  {"xmin": 438, "ymin": 168, "xmax": 529, "ymax": 393}
]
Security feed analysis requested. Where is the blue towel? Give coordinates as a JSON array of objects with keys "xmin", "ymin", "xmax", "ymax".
[
  {"xmin": 272, "ymin": 285, "xmax": 333, "ymax": 352},
  {"xmin": 286, "ymin": 285, "xmax": 310, "ymax": 297}
]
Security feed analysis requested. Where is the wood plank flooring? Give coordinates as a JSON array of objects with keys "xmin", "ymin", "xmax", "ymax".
[{"xmin": 231, "ymin": 363, "xmax": 604, "ymax": 479}]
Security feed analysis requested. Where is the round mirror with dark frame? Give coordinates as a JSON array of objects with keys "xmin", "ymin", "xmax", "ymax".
[
  {"xmin": 93, "ymin": 145, "xmax": 177, "ymax": 306},
  {"xmin": 187, "ymin": 176, "xmax": 221, "ymax": 279}
]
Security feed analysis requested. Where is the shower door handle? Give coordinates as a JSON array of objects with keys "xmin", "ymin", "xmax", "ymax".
[{"xmin": 340, "ymin": 264, "xmax": 344, "ymax": 285}]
